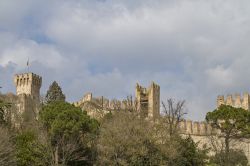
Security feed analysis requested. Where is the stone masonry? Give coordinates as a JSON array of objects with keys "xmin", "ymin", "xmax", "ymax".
[
  {"xmin": 74, "ymin": 82, "xmax": 160, "ymax": 119},
  {"xmin": 13, "ymin": 72, "xmax": 42, "ymax": 124},
  {"xmin": 3, "ymin": 72, "xmax": 250, "ymax": 162},
  {"xmin": 217, "ymin": 93, "xmax": 250, "ymax": 110},
  {"xmin": 135, "ymin": 82, "xmax": 160, "ymax": 119}
]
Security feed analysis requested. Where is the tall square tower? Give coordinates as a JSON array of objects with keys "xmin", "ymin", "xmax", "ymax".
[
  {"xmin": 135, "ymin": 82, "xmax": 160, "ymax": 119},
  {"xmin": 14, "ymin": 73, "xmax": 42, "ymax": 101}
]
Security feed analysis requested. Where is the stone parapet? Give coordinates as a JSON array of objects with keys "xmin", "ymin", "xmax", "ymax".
[
  {"xmin": 178, "ymin": 120, "xmax": 215, "ymax": 136},
  {"xmin": 217, "ymin": 93, "xmax": 250, "ymax": 110}
]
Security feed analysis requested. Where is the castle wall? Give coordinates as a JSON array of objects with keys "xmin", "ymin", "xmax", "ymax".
[
  {"xmin": 83, "ymin": 93, "xmax": 92, "ymax": 102},
  {"xmin": 10, "ymin": 72, "xmax": 250, "ymax": 162},
  {"xmin": 217, "ymin": 93, "xmax": 250, "ymax": 110},
  {"xmin": 76, "ymin": 82, "xmax": 160, "ymax": 119},
  {"xmin": 187, "ymin": 135, "xmax": 250, "ymax": 163},
  {"xmin": 0, "ymin": 93, "xmax": 19, "ymax": 126},
  {"xmin": 178, "ymin": 120, "xmax": 216, "ymax": 136},
  {"xmin": 0, "ymin": 92, "xmax": 39, "ymax": 128},
  {"xmin": 179, "ymin": 120, "xmax": 250, "ymax": 162}
]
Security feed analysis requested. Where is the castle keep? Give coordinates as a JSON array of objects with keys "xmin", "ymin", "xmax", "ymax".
[
  {"xmin": 0, "ymin": 73, "xmax": 42, "ymax": 127},
  {"xmin": 14, "ymin": 73, "xmax": 42, "ymax": 101},
  {"xmin": 14, "ymin": 73, "xmax": 42, "ymax": 117},
  {"xmin": 217, "ymin": 93, "xmax": 250, "ymax": 110}
]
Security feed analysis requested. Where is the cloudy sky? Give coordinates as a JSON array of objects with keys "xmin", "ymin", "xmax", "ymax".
[{"xmin": 1, "ymin": 0, "xmax": 250, "ymax": 120}]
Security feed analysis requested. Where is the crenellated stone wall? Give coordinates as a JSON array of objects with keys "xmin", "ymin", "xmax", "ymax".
[
  {"xmin": 74, "ymin": 93, "xmax": 134, "ymax": 111},
  {"xmin": 178, "ymin": 120, "xmax": 215, "ymax": 136},
  {"xmin": 178, "ymin": 119, "xmax": 250, "ymax": 162},
  {"xmin": 74, "ymin": 82, "xmax": 160, "ymax": 119},
  {"xmin": 4, "ymin": 72, "xmax": 250, "ymax": 162},
  {"xmin": 217, "ymin": 93, "xmax": 250, "ymax": 110}
]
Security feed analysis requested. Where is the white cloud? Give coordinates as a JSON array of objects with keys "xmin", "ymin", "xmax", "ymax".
[
  {"xmin": 206, "ymin": 65, "xmax": 234, "ymax": 89},
  {"xmin": 1, "ymin": 0, "xmax": 250, "ymax": 120},
  {"xmin": 0, "ymin": 38, "xmax": 66, "ymax": 70}
]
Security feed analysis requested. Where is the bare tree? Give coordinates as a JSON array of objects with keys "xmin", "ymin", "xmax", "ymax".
[
  {"xmin": 122, "ymin": 95, "xmax": 139, "ymax": 112},
  {"xmin": 96, "ymin": 111, "xmax": 178, "ymax": 165},
  {"xmin": 0, "ymin": 127, "xmax": 16, "ymax": 166},
  {"xmin": 55, "ymin": 135, "xmax": 87, "ymax": 165},
  {"xmin": 110, "ymin": 99, "xmax": 122, "ymax": 111},
  {"xmin": 162, "ymin": 98, "xmax": 186, "ymax": 136}
]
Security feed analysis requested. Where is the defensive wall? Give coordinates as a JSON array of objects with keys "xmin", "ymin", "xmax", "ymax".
[
  {"xmin": 217, "ymin": 93, "xmax": 250, "ymax": 110},
  {"xmin": 2, "ymin": 72, "xmax": 250, "ymax": 162}
]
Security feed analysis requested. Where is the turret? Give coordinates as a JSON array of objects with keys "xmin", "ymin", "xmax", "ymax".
[
  {"xmin": 217, "ymin": 95, "xmax": 225, "ymax": 108},
  {"xmin": 234, "ymin": 93, "xmax": 242, "ymax": 108},
  {"xmin": 148, "ymin": 82, "xmax": 160, "ymax": 118},
  {"xmin": 242, "ymin": 93, "xmax": 250, "ymax": 110},
  {"xmin": 226, "ymin": 95, "xmax": 234, "ymax": 106}
]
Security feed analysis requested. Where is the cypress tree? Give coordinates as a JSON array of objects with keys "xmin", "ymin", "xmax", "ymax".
[{"xmin": 45, "ymin": 81, "xmax": 65, "ymax": 104}]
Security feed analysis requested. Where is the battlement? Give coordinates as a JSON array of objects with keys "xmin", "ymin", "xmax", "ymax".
[
  {"xmin": 178, "ymin": 120, "xmax": 215, "ymax": 136},
  {"xmin": 217, "ymin": 93, "xmax": 250, "ymax": 110},
  {"xmin": 14, "ymin": 73, "xmax": 42, "ymax": 101},
  {"xmin": 74, "ymin": 82, "xmax": 160, "ymax": 119},
  {"xmin": 14, "ymin": 73, "xmax": 42, "ymax": 87},
  {"xmin": 83, "ymin": 93, "xmax": 92, "ymax": 102},
  {"xmin": 74, "ymin": 93, "xmax": 130, "ymax": 110},
  {"xmin": 149, "ymin": 82, "xmax": 160, "ymax": 91}
]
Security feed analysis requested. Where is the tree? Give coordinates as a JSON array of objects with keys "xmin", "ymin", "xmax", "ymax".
[
  {"xmin": 122, "ymin": 95, "xmax": 137, "ymax": 112},
  {"xmin": 97, "ymin": 110, "xmax": 208, "ymax": 166},
  {"xmin": 40, "ymin": 101, "xmax": 99, "ymax": 165},
  {"xmin": 0, "ymin": 127, "xmax": 16, "ymax": 166},
  {"xmin": 206, "ymin": 105, "xmax": 250, "ymax": 164},
  {"xmin": 0, "ymin": 100, "xmax": 11, "ymax": 125},
  {"xmin": 45, "ymin": 81, "xmax": 65, "ymax": 104},
  {"xmin": 97, "ymin": 111, "xmax": 170, "ymax": 165},
  {"xmin": 15, "ymin": 131, "xmax": 51, "ymax": 166},
  {"xmin": 209, "ymin": 149, "xmax": 248, "ymax": 166},
  {"xmin": 162, "ymin": 98, "xmax": 186, "ymax": 136},
  {"xmin": 173, "ymin": 136, "xmax": 208, "ymax": 166}
]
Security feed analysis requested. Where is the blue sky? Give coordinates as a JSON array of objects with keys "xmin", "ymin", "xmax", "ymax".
[{"xmin": 1, "ymin": 0, "xmax": 250, "ymax": 120}]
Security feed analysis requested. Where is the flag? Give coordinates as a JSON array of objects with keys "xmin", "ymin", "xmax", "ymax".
[{"xmin": 27, "ymin": 58, "xmax": 29, "ymax": 67}]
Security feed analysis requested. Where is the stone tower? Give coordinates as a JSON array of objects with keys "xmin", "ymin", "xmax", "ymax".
[
  {"xmin": 242, "ymin": 93, "xmax": 250, "ymax": 110},
  {"xmin": 14, "ymin": 73, "xmax": 42, "ymax": 101},
  {"xmin": 217, "ymin": 95, "xmax": 225, "ymax": 108},
  {"xmin": 135, "ymin": 82, "xmax": 160, "ymax": 119},
  {"xmin": 13, "ymin": 73, "xmax": 42, "ymax": 120}
]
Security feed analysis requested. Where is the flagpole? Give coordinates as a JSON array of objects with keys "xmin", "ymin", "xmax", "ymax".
[{"xmin": 27, "ymin": 58, "xmax": 29, "ymax": 73}]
